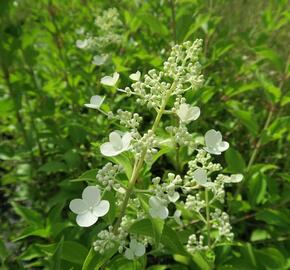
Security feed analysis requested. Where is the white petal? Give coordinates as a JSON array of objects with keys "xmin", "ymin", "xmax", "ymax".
[
  {"xmin": 193, "ymin": 168, "xmax": 208, "ymax": 186},
  {"xmin": 69, "ymin": 199, "xmax": 87, "ymax": 214},
  {"xmin": 124, "ymin": 248, "xmax": 134, "ymax": 260},
  {"xmin": 93, "ymin": 200, "xmax": 110, "ymax": 217},
  {"xmin": 90, "ymin": 95, "xmax": 105, "ymax": 107},
  {"xmin": 82, "ymin": 186, "xmax": 100, "ymax": 206},
  {"xmin": 101, "ymin": 72, "xmax": 119, "ymax": 86},
  {"xmin": 189, "ymin": 106, "xmax": 201, "ymax": 121},
  {"xmin": 156, "ymin": 206, "xmax": 169, "ymax": 219},
  {"xmin": 129, "ymin": 239, "xmax": 138, "ymax": 250},
  {"xmin": 177, "ymin": 104, "xmax": 189, "ymax": 121},
  {"xmin": 76, "ymin": 39, "xmax": 88, "ymax": 49},
  {"xmin": 100, "ymin": 142, "xmax": 119, "ymax": 157},
  {"xmin": 134, "ymin": 243, "xmax": 145, "ymax": 257},
  {"xmin": 173, "ymin": 210, "xmax": 182, "ymax": 225},
  {"xmin": 168, "ymin": 192, "xmax": 180, "ymax": 202},
  {"xmin": 109, "ymin": 132, "xmax": 123, "ymax": 150},
  {"xmin": 149, "ymin": 196, "xmax": 161, "ymax": 209},
  {"xmin": 112, "ymin": 72, "xmax": 120, "ymax": 84},
  {"xmin": 229, "ymin": 174, "xmax": 243, "ymax": 183},
  {"xmin": 92, "ymin": 55, "xmax": 107, "ymax": 66},
  {"xmin": 205, "ymin": 129, "xmax": 222, "ymax": 147},
  {"xmin": 203, "ymin": 146, "xmax": 221, "ymax": 155},
  {"xmin": 129, "ymin": 71, "xmax": 141, "ymax": 81},
  {"xmin": 76, "ymin": 212, "xmax": 98, "ymax": 227},
  {"xmin": 217, "ymin": 141, "xmax": 229, "ymax": 152},
  {"xmin": 121, "ymin": 132, "xmax": 132, "ymax": 150},
  {"xmin": 84, "ymin": 104, "xmax": 99, "ymax": 109}
]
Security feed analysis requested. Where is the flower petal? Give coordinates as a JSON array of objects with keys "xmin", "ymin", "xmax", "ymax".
[
  {"xmin": 90, "ymin": 95, "xmax": 105, "ymax": 107},
  {"xmin": 203, "ymin": 146, "xmax": 221, "ymax": 155},
  {"xmin": 100, "ymin": 142, "xmax": 118, "ymax": 156},
  {"xmin": 190, "ymin": 106, "xmax": 201, "ymax": 121},
  {"xmin": 156, "ymin": 206, "xmax": 169, "ymax": 219},
  {"xmin": 69, "ymin": 199, "xmax": 87, "ymax": 214},
  {"xmin": 121, "ymin": 132, "xmax": 132, "ymax": 150},
  {"xmin": 92, "ymin": 55, "xmax": 107, "ymax": 66},
  {"xmin": 193, "ymin": 168, "xmax": 207, "ymax": 186},
  {"xmin": 134, "ymin": 243, "xmax": 145, "ymax": 257},
  {"xmin": 76, "ymin": 212, "xmax": 98, "ymax": 227},
  {"xmin": 218, "ymin": 141, "xmax": 229, "ymax": 152},
  {"xmin": 93, "ymin": 200, "xmax": 110, "ymax": 217},
  {"xmin": 109, "ymin": 132, "xmax": 123, "ymax": 150},
  {"xmin": 205, "ymin": 129, "xmax": 222, "ymax": 147},
  {"xmin": 168, "ymin": 191, "xmax": 180, "ymax": 202},
  {"xmin": 124, "ymin": 248, "xmax": 134, "ymax": 260},
  {"xmin": 76, "ymin": 39, "xmax": 88, "ymax": 49},
  {"xmin": 84, "ymin": 104, "xmax": 99, "ymax": 109},
  {"xmin": 82, "ymin": 186, "xmax": 100, "ymax": 206},
  {"xmin": 129, "ymin": 71, "xmax": 141, "ymax": 81}
]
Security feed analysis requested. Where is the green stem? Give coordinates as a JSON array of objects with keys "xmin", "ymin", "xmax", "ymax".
[{"xmin": 113, "ymin": 84, "xmax": 175, "ymax": 234}]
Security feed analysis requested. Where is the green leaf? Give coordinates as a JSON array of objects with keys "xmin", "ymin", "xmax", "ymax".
[
  {"xmin": 108, "ymin": 153, "xmax": 133, "ymax": 179},
  {"xmin": 38, "ymin": 161, "xmax": 67, "ymax": 174},
  {"xmin": 161, "ymin": 225, "xmax": 187, "ymax": 255},
  {"xmin": 82, "ymin": 246, "xmax": 118, "ymax": 270},
  {"xmin": 225, "ymin": 148, "xmax": 246, "ymax": 173},
  {"xmin": 150, "ymin": 218, "xmax": 164, "ymax": 247},
  {"xmin": 51, "ymin": 237, "xmax": 64, "ymax": 270},
  {"xmin": 226, "ymin": 101, "xmax": 259, "ymax": 135},
  {"xmin": 248, "ymin": 172, "xmax": 267, "ymax": 205},
  {"xmin": 11, "ymin": 202, "xmax": 43, "ymax": 226}
]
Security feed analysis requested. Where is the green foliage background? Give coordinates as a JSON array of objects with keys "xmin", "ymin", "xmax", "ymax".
[{"xmin": 0, "ymin": 0, "xmax": 289, "ymax": 269}]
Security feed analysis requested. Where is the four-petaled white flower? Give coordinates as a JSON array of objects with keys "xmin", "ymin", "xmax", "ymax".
[
  {"xmin": 204, "ymin": 129, "xmax": 229, "ymax": 155},
  {"xmin": 173, "ymin": 209, "xmax": 182, "ymax": 225},
  {"xmin": 76, "ymin": 39, "xmax": 88, "ymax": 49},
  {"xmin": 149, "ymin": 196, "xmax": 169, "ymax": 219},
  {"xmin": 124, "ymin": 239, "xmax": 145, "ymax": 260},
  {"xmin": 129, "ymin": 71, "xmax": 141, "ymax": 81},
  {"xmin": 193, "ymin": 168, "xmax": 213, "ymax": 187},
  {"xmin": 100, "ymin": 131, "xmax": 132, "ymax": 157},
  {"xmin": 69, "ymin": 186, "xmax": 110, "ymax": 227},
  {"xmin": 224, "ymin": 174, "xmax": 243, "ymax": 183},
  {"xmin": 92, "ymin": 55, "xmax": 108, "ymax": 66},
  {"xmin": 177, "ymin": 103, "xmax": 200, "ymax": 123},
  {"xmin": 84, "ymin": 95, "xmax": 105, "ymax": 109},
  {"xmin": 101, "ymin": 72, "xmax": 119, "ymax": 86}
]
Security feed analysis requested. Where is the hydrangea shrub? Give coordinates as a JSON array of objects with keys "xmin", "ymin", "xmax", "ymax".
[{"xmin": 69, "ymin": 40, "xmax": 243, "ymax": 266}]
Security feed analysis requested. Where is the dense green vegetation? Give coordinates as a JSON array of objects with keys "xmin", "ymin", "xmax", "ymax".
[{"xmin": 0, "ymin": 0, "xmax": 289, "ymax": 269}]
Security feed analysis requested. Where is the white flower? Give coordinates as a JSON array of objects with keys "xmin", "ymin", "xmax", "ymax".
[
  {"xmin": 124, "ymin": 239, "xmax": 145, "ymax": 260},
  {"xmin": 101, "ymin": 72, "xmax": 119, "ymax": 86},
  {"xmin": 84, "ymin": 95, "xmax": 105, "ymax": 109},
  {"xmin": 224, "ymin": 174, "xmax": 243, "ymax": 183},
  {"xmin": 149, "ymin": 196, "xmax": 168, "ymax": 219},
  {"xmin": 69, "ymin": 186, "xmax": 110, "ymax": 227},
  {"xmin": 76, "ymin": 39, "xmax": 88, "ymax": 49},
  {"xmin": 92, "ymin": 55, "xmax": 108, "ymax": 66},
  {"xmin": 204, "ymin": 129, "xmax": 229, "ymax": 155},
  {"xmin": 168, "ymin": 191, "xmax": 180, "ymax": 202},
  {"xmin": 177, "ymin": 103, "xmax": 200, "ymax": 123},
  {"xmin": 173, "ymin": 210, "xmax": 182, "ymax": 225},
  {"xmin": 129, "ymin": 71, "xmax": 141, "ymax": 81},
  {"xmin": 193, "ymin": 168, "xmax": 213, "ymax": 187},
  {"xmin": 100, "ymin": 131, "xmax": 132, "ymax": 157}
]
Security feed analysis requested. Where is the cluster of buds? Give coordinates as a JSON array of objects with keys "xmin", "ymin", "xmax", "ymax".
[{"xmin": 186, "ymin": 234, "xmax": 209, "ymax": 254}]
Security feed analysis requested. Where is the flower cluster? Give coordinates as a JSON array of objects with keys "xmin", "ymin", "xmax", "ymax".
[
  {"xmin": 76, "ymin": 8, "xmax": 122, "ymax": 66},
  {"xmin": 69, "ymin": 40, "xmax": 243, "ymax": 261}
]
